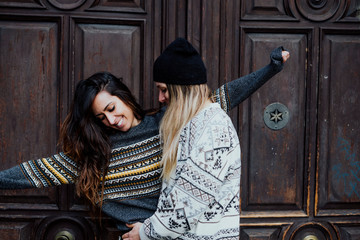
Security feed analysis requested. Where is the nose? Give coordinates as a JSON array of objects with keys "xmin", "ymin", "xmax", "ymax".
[
  {"xmin": 105, "ymin": 113, "xmax": 117, "ymax": 125},
  {"xmin": 158, "ymin": 92, "xmax": 166, "ymax": 103}
]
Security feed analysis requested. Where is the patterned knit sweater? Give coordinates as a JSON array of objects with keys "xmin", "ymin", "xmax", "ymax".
[
  {"xmin": 140, "ymin": 103, "xmax": 241, "ymax": 239},
  {"xmin": 0, "ymin": 46, "xmax": 285, "ymax": 231}
]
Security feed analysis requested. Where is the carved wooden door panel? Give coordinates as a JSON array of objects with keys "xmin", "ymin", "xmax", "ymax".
[{"xmin": 0, "ymin": 1, "xmax": 161, "ymax": 239}]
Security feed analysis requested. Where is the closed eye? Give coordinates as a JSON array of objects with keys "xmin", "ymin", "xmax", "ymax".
[
  {"xmin": 97, "ymin": 115, "xmax": 106, "ymax": 121},
  {"xmin": 108, "ymin": 105, "xmax": 115, "ymax": 112}
]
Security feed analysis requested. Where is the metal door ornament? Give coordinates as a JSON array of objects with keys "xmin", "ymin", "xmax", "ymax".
[
  {"xmin": 55, "ymin": 231, "xmax": 75, "ymax": 240},
  {"xmin": 303, "ymin": 235, "xmax": 319, "ymax": 240},
  {"xmin": 263, "ymin": 102, "xmax": 290, "ymax": 130}
]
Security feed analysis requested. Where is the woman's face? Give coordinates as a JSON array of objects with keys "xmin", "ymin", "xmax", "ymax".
[
  {"xmin": 155, "ymin": 82, "xmax": 169, "ymax": 104},
  {"xmin": 91, "ymin": 91, "xmax": 140, "ymax": 132}
]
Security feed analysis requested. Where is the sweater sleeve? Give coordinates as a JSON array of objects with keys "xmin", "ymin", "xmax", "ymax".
[
  {"xmin": 0, "ymin": 152, "xmax": 78, "ymax": 189},
  {"xmin": 212, "ymin": 46, "xmax": 285, "ymax": 112},
  {"xmin": 0, "ymin": 165, "xmax": 33, "ymax": 189},
  {"xmin": 139, "ymin": 106, "xmax": 241, "ymax": 239}
]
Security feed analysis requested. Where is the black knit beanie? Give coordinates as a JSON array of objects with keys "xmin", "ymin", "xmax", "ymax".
[{"xmin": 153, "ymin": 38, "xmax": 207, "ymax": 85}]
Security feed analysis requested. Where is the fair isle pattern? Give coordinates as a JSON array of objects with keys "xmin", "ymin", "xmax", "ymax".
[
  {"xmin": 20, "ymin": 135, "xmax": 163, "ymax": 201},
  {"xmin": 20, "ymin": 152, "xmax": 78, "ymax": 188},
  {"xmin": 212, "ymin": 84, "xmax": 230, "ymax": 113},
  {"xmin": 141, "ymin": 104, "xmax": 241, "ymax": 240},
  {"xmin": 103, "ymin": 135, "xmax": 162, "ymax": 200}
]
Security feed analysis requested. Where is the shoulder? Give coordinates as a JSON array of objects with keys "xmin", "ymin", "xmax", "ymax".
[
  {"xmin": 145, "ymin": 106, "xmax": 166, "ymax": 122},
  {"xmin": 192, "ymin": 103, "xmax": 230, "ymax": 126},
  {"xmin": 186, "ymin": 103, "xmax": 238, "ymax": 145}
]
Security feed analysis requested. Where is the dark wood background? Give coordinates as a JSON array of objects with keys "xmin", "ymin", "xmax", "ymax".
[{"xmin": 0, "ymin": 0, "xmax": 359, "ymax": 239}]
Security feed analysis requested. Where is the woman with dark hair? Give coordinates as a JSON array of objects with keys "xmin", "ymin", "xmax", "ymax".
[
  {"xmin": 60, "ymin": 72, "xmax": 145, "ymax": 208},
  {"xmin": 0, "ymin": 42, "xmax": 289, "ymax": 234},
  {"xmin": 3, "ymin": 71, "xmax": 164, "ymax": 231}
]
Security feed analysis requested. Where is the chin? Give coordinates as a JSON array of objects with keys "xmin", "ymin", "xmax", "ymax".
[
  {"xmin": 118, "ymin": 125, "xmax": 131, "ymax": 132},
  {"xmin": 110, "ymin": 126, "xmax": 127, "ymax": 132}
]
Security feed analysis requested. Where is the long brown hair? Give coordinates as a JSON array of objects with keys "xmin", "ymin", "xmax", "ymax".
[
  {"xmin": 59, "ymin": 72, "xmax": 145, "ymax": 209},
  {"xmin": 159, "ymin": 83, "xmax": 212, "ymax": 180}
]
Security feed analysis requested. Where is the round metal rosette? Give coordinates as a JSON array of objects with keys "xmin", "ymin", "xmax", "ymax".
[
  {"xmin": 285, "ymin": 221, "xmax": 337, "ymax": 240},
  {"xmin": 295, "ymin": 0, "xmax": 341, "ymax": 21},
  {"xmin": 263, "ymin": 102, "xmax": 290, "ymax": 131},
  {"xmin": 48, "ymin": 0, "xmax": 87, "ymax": 10},
  {"xmin": 35, "ymin": 216, "xmax": 94, "ymax": 240}
]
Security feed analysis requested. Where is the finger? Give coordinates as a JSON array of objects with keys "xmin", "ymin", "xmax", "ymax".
[
  {"xmin": 282, "ymin": 51, "xmax": 288, "ymax": 60},
  {"xmin": 126, "ymin": 223, "xmax": 134, "ymax": 228},
  {"xmin": 282, "ymin": 51, "xmax": 290, "ymax": 62}
]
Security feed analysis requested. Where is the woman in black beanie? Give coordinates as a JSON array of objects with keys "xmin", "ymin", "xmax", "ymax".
[
  {"xmin": 123, "ymin": 38, "xmax": 288, "ymax": 240},
  {"xmin": 154, "ymin": 37, "xmax": 289, "ymax": 106}
]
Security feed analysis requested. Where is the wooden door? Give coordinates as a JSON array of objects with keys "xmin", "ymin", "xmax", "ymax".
[
  {"xmin": 237, "ymin": 1, "xmax": 360, "ymax": 239},
  {"xmin": 1, "ymin": 0, "xmax": 359, "ymax": 239},
  {"xmin": 158, "ymin": 0, "xmax": 360, "ymax": 239},
  {"xmin": 0, "ymin": 0, "xmax": 162, "ymax": 239}
]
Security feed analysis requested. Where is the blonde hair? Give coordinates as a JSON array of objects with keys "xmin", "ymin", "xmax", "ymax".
[{"xmin": 160, "ymin": 83, "xmax": 213, "ymax": 180}]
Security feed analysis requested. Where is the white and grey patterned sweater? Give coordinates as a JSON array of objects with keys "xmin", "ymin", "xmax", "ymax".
[{"xmin": 140, "ymin": 103, "xmax": 241, "ymax": 239}]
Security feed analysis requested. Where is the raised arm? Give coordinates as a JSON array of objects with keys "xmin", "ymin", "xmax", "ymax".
[
  {"xmin": 212, "ymin": 46, "xmax": 289, "ymax": 112},
  {"xmin": 0, "ymin": 152, "xmax": 78, "ymax": 189}
]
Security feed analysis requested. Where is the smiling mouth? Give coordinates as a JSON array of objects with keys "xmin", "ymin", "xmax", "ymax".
[{"xmin": 117, "ymin": 118, "xmax": 124, "ymax": 127}]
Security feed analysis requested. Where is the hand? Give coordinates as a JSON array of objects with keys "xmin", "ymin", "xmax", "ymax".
[
  {"xmin": 282, "ymin": 51, "xmax": 290, "ymax": 62},
  {"xmin": 122, "ymin": 222, "xmax": 142, "ymax": 240}
]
